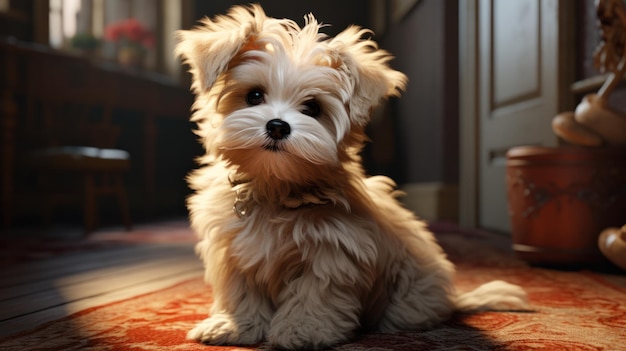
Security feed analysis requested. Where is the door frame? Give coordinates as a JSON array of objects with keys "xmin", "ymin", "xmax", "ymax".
[{"xmin": 459, "ymin": 0, "xmax": 479, "ymax": 228}]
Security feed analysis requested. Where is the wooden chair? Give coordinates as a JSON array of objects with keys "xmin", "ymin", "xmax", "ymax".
[
  {"xmin": 24, "ymin": 121, "xmax": 133, "ymax": 234},
  {"xmin": 14, "ymin": 44, "xmax": 132, "ymax": 235}
]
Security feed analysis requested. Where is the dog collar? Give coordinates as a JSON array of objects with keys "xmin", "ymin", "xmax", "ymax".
[
  {"xmin": 233, "ymin": 188, "xmax": 249, "ymax": 218},
  {"xmin": 231, "ymin": 188, "xmax": 331, "ymax": 218},
  {"xmin": 229, "ymin": 172, "xmax": 251, "ymax": 218},
  {"xmin": 228, "ymin": 173, "xmax": 331, "ymax": 218}
]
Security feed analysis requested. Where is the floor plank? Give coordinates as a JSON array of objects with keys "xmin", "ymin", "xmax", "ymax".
[
  {"xmin": 0, "ymin": 244, "xmax": 196, "ymax": 300},
  {"xmin": 2, "ymin": 249, "xmax": 198, "ymax": 319},
  {"xmin": 0, "ymin": 269, "xmax": 203, "ymax": 338},
  {"xmin": 1, "ymin": 244, "xmax": 170, "ymax": 283},
  {"xmin": 0, "ymin": 235, "xmax": 204, "ymax": 338}
]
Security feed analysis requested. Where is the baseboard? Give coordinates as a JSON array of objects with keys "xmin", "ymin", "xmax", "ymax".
[{"xmin": 399, "ymin": 182, "xmax": 459, "ymax": 222}]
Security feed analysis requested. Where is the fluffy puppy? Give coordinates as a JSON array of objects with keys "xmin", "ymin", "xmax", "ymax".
[{"xmin": 176, "ymin": 4, "xmax": 528, "ymax": 350}]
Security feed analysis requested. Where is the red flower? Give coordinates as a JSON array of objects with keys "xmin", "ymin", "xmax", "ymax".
[
  {"xmin": 104, "ymin": 24, "xmax": 122, "ymax": 42},
  {"xmin": 104, "ymin": 18, "xmax": 154, "ymax": 50}
]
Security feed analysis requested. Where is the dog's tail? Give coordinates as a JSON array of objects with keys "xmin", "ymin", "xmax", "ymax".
[{"xmin": 454, "ymin": 280, "xmax": 529, "ymax": 313}]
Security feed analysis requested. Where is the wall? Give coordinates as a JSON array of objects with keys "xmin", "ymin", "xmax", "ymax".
[
  {"xmin": 376, "ymin": 0, "xmax": 459, "ymax": 185},
  {"xmin": 374, "ymin": 0, "xmax": 460, "ymax": 221}
]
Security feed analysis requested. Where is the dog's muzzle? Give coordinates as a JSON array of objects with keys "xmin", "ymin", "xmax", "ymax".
[{"xmin": 266, "ymin": 119, "xmax": 290, "ymax": 140}]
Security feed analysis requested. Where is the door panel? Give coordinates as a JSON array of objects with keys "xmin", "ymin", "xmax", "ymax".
[
  {"xmin": 493, "ymin": 0, "xmax": 540, "ymax": 107},
  {"xmin": 478, "ymin": 0, "xmax": 561, "ymax": 232}
]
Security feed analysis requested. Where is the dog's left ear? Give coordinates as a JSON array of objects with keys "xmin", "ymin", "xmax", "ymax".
[{"xmin": 328, "ymin": 27, "xmax": 408, "ymax": 126}]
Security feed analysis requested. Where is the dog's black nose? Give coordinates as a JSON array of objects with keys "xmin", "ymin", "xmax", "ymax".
[{"xmin": 266, "ymin": 119, "xmax": 291, "ymax": 140}]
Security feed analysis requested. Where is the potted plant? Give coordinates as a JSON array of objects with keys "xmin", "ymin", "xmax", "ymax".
[
  {"xmin": 70, "ymin": 33, "xmax": 101, "ymax": 59},
  {"xmin": 104, "ymin": 18, "xmax": 155, "ymax": 69}
]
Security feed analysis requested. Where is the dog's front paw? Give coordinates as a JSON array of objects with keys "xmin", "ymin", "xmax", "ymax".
[
  {"xmin": 268, "ymin": 315, "xmax": 351, "ymax": 350},
  {"xmin": 187, "ymin": 314, "xmax": 265, "ymax": 345}
]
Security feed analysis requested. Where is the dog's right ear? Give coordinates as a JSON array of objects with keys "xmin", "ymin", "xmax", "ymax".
[{"xmin": 175, "ymin": 4, "xmax": 266, "ymax": 93}]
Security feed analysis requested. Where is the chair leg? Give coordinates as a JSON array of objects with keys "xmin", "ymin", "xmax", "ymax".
[
  {"xmin": 83, "ymin": 173, "xmax": 97, "ymax": 235},
  {"xmin": 38, "ymin": 173, "xmax": 53, "ymax": 229},
  {"xmin": 114, "ymin": 173, "xmax": 132, "ymax": 231}
]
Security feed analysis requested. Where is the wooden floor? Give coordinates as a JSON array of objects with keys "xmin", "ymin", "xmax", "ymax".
[
  {"xmin": 3, "ymin": 221, "xmax": 626, "ymax": 343},
  {"xmin": 0, "ymin": 224, "xmax": 203, "ymax": 338}
]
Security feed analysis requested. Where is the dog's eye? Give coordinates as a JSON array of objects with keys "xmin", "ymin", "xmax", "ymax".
[
  {"xmin": 246, "ymin": 89, "xmax": 265, "ymax": 106},
  {"xmin": 301, "ymin": 100, "xmax": 321, "ymax": 118}
]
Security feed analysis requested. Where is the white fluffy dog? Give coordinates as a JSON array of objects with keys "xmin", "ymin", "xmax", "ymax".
[{"xmin": 176, "ymin": 4, "xmax": 528, "ymax": 349}]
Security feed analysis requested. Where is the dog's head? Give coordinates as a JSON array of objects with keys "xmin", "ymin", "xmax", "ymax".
[{"xmin": 176, "ymin": 4, "xmax": 406, "ymax": 182}]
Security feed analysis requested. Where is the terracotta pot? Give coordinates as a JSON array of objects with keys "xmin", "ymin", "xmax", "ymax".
[{"xmin": 506, "ymin": 146, "xmax": 626, "ymax": 265}]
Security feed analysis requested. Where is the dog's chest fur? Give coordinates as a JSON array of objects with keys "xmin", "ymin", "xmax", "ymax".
[{"xmin": 234, "ymin": 191, "xmax": 378, "ymax": 279}]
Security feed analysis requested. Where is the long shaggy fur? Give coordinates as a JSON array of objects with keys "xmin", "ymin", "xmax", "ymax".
[{"xmin": 176, "ymin": 4, "xmax": 528, "ymax": 350}]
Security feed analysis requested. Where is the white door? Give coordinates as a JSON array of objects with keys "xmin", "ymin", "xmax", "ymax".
[{"xmin": 459, "ymin": 0, "xmax": 574, "ymax": 232}]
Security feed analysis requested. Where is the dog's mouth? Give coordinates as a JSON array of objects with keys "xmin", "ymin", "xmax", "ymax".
[{"xmin": 263, "ymin": 141, "xmax": 283, "ymax": 152}]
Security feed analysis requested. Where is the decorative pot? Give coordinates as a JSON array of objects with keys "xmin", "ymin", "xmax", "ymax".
[
  {"xmin": 117, "ymin": 46, "xmax": 144, "ymax": 69},
  {"xmin": 506, "ymin": 146, "xmax": 626, "ymax": 265}
]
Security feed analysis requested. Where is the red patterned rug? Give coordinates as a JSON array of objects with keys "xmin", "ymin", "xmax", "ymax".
[{"xmin": 1, "ymin": 229, "xmax": 626, "ymax": 350}]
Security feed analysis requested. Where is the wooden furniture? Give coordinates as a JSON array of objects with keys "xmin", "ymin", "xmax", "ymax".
[
  {"xmin": 3, "ymin": 39, "xmax": 132, "ymax": 234},
  {"xmin": 24, "ymin": 141, "xmax": 133, "ymax": 235},
  {"xmin": 0, "ymin": 38, "xmax": 195, "ymax": 231}
]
